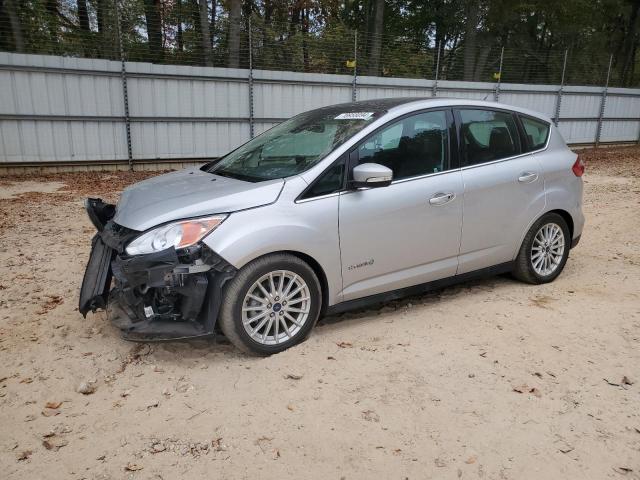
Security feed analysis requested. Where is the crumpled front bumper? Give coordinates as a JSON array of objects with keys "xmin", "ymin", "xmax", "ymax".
[{"xmin": 78, "ymin": 198, "xmax": 236, "ymax": 341}]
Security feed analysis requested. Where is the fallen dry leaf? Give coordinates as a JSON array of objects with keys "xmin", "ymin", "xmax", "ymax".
[
  {"xmin": 125, "ymin": 463, "xmax": 144, "ymax": 471},
  {"xmin": 614, "ymin": 466, "xmax": 633, "ymax": 474},
  {"xmin": 336, "ymin": 341, "xmax": 353, "ymax": 348},
  {"xmin": 362, "ymin": 410, "xmax": 380, "ymax": 422},
  {"xmin": 284, "ymin": 373, "xmax": 302, "ymax": 380},
  {"xmin": 513, "ymin": 385, "xmax": 542, "ymax": 397},
  {"xmin": 465, "ymin": 455, "xmax": 477, "ymax": 464},
  {"xmin": 44, "ymin": 401, "xmax": 62, "ymax": 409},
  {"xmin": 530, "ymin": 387, "xmax": 542, "ymax": 398},
  {"xmin": 211, "ymin": 437, "xmax": 226, "ymax": 451},
  {"xmin": 621, "ymin": 376, "xmax": 634, "ymax": 386},
  {"xmin": 17, "ymin": 450, "xmax": 32, "ymax": 461},
  {"xmin": 42, "ymin": 436, "xmax": 68, "ymax": 451}
]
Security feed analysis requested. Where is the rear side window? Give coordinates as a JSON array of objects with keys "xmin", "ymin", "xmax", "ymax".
[
  {"xmin": 520, "ymin": 116, "xmax": 550, "ymax": 151},
  {"xmin": 458, "ymin": 109, "xmax": 520, "ymax": 166}
]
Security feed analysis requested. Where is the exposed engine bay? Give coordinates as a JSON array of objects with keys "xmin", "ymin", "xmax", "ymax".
[{"xmin": 79, "ymin": 198, "xmax": 236, "ymax": 340}]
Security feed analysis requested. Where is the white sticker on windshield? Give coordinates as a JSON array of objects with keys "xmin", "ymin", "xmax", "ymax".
[{"xmin": 334, "ymin": 112, "xmax": 374, "ymax": 120}]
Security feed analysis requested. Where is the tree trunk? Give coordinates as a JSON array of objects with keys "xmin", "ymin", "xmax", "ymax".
[
  {"xmin": 227, "ymin": 0, "xmax": 242, "ymax": 68},
  {"xmin": 302, "ymin": 7, "xmax": 310, "ymax": 71},
  {"xmin": 621, "ymin": 0, "xmax": 639, "ymax": 86},
  {"xmin": 463, "ymin": 0, "xmax": 479, "ymax": 81},
  {"xmin": 473, "ymin": 46, "xmax": 490, "ymax": 81},
  {"xmin": 262, "ymin": 0, "xmax": 273, "ymax": 57},
  {"xmin": 5, "ymin": 0, "xmax": 24, "ymax": 52},
  {"xmin": 45, "ymin": 0, "xmax": 60, "ymax": 45},
  {"xmin": 210, "ymin": 0, "xmax": 217, "ymax": 47},
  {"xmin": 77, "ymin": 0, "xmax": 90, "ymax": 32},
  {"xmin": 143, "ymin": 0, "xmax": 163, "ymax": 62},
  {"xmin": 366, "ymin": 0, "xmax": 384, "ymax": 76},
  {"xmin": 198, "ymin": 0, "xmax": 213, "ymax": 65}
]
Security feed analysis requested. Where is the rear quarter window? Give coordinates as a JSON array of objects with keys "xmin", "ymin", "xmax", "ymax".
[{"xmin": 520, "ymin": 116, "xmax": 550, "ymax": 151}]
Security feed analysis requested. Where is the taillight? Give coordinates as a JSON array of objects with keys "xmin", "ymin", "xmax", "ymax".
[{"xmin": 572, "ymin": 156, "xmax": 585, "ymax": 177}]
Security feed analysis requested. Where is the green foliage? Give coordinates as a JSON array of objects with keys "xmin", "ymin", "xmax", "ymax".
[{"xmin": 0, "ymin": 0, "xmax": 638, "ymax": 86}]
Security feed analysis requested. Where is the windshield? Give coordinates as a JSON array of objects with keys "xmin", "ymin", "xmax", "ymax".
[{"xmin": 204, "ymin": 107, "xmax": 385, "ymax": 182}]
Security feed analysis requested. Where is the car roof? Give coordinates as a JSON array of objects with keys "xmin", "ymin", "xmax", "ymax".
[{"xmin": 331, "ymin": 97, "xmax": 553, "ymax": 124}]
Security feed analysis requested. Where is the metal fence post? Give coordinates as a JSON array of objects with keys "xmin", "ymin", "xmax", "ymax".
[
  {"xmin": 595, "ymin": 54, "xmax": 613, "ymax": 147},
  {"xmin": 494, "ymin": 46, "xmax": 504, "ymax": 102},
  {"xmin": 553, "ymin": 50, "xmax": 568, "ymax": 127},
  {"xmin": 114, "ymin": 0, "xmax": 133, "ymax": 170},
  {"xmin": 432, "ymin": 41, "xmax": 441, "ymax": 97},
  {"xmin": 248, "ymin": 17, "xmax": 255, "ymax": 139},
  {"xmin": 352, "ymin": 31, "xmax": 358, "ymax": 102}
]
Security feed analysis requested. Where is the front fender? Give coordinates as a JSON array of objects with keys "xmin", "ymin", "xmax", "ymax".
[{"xmin": 202, "ymin": 191, "xmax": 343, "ymax": 306}]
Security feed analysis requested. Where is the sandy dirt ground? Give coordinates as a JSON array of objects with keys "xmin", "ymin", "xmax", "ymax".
[{"xmin": 1, "ymin": 147, "xmax": 639, "ymax": 480}]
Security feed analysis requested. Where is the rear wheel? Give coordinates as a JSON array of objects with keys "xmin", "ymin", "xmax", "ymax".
[
  {"xmin": 513, "ymin": 213, "xmax": 570, "ymax": 284},
  {"xmin": 218, "ymin": 253, "xmax": 322, "ymax": 355}
]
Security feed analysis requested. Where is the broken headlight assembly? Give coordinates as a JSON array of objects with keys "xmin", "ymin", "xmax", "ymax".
[{"xmin": 125, "ymin": 215, "xmax": 227, "ymax": 256}]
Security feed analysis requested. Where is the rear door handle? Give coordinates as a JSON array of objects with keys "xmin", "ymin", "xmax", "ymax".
[
  {"xmin": 429, "ymin": 192, "xmax": 455, "ymax": 206},
  {"xmin": 518, "ymin": 172, "xmax": 538, "ymax": 183}
]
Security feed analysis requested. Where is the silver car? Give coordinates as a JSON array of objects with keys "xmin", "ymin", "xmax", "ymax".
[{"xmin": 80, "ymin": 98, "xmax": 585, "ymax": 355}]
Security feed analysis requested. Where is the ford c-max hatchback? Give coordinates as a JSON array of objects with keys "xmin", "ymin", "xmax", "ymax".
[{"xmin": 80, "ymin": 98, "xmax": 585, "ymax": 355}]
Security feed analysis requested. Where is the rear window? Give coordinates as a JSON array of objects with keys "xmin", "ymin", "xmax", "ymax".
[{"xmin": 520, "ymin": 116, "xmax": 550, "ymax": 151}]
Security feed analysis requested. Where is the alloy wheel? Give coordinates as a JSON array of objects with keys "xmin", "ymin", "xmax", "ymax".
[
  {"xmin": 530, "ymin": 222, "xmax": 565, "ymax": 276},
  {"xmin": 241, "ymin": 270, "xmax": 311, "ymax": 345}
]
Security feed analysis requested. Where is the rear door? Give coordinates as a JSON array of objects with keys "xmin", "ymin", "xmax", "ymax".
[
  {"xmin": 338, "ymin": 109, "xmax": 463, "ymax": 301},
  {"xmin": 455, "ymin": 108, "xmax": 546, "ymax": 274}
]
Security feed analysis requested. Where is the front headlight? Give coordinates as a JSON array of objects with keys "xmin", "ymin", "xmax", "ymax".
[{"xmin": 125, "ymin": 215, "xmax": 227, "ymax": 256}]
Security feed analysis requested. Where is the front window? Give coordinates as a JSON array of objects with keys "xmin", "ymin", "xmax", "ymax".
[
  {"xmin": 356, "ymin": 110, "xmax": 449, "ymax": 180},
  {"xmin": 204, "ymin": 108, "xmax": 384, "ymax": 182}
]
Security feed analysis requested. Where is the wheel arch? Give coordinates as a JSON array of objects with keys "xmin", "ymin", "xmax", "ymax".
[
  {"xmin": 281, "ymin": 250, "xmax": 331, "ymax": 317},
  {"xmin": 234, "ymin": 250, "xmax": 332, "ymax": 318},
  {"xmin": 514, "ymin": 208, "xmax": 575, "ymax": 261},
  {"xmin": 546, "ymin": 209, "xmax": 574, "ymax": 239}
]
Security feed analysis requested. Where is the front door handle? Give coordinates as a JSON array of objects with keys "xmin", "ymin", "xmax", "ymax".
[
  {"xmin": 518, "ymin": 172, "xmax": 538, "ymax": 183},
  {"xmin": 429, "ymin": 192, "xmax": 455, "ymax": 206}
]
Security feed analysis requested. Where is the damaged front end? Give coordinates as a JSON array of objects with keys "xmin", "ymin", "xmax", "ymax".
[{"xmin": 79, "ymin": 198, "xmax": 236, "ymax": 341}]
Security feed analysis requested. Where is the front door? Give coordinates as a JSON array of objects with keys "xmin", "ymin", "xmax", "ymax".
[{"xmin": 338, "ymin": 109, "xmax": 463, "ymax": 302}]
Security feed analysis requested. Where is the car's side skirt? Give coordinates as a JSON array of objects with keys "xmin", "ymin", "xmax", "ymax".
[{"xmin": 325, "ymin": 262, "xmax": 514, "ymax": 316}]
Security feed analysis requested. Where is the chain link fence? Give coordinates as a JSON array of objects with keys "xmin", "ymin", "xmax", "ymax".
[
  {"xmin": 1, "ymin": 1, "xmax": 638, "ymax": 88},
  {"xmin": 1, "ymin": 1, "xmax": 639, "ymax": 170}
]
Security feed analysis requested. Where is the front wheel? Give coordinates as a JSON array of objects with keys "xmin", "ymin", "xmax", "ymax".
[
  {"xmin": 513, "ymin": 213, "xmax": 571, "ymax": 284},
  {"xmin": 218, "ymin": 253, "xmax": 322, "ymax": 355}
]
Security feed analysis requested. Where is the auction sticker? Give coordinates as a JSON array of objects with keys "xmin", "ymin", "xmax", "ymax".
[{"xmin": 335, "ymin": 112, "xmax": 374, "ymax": 120}]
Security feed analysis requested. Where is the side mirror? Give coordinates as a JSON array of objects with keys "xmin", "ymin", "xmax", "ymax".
[{"xmin": 351, "ymin": 163, "xmax": 393, "ymax": 189}]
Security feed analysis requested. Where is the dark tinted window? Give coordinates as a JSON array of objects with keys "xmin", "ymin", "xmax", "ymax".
[
  {"xmin": 302, "ymin": 158, "xmax": 345, "ymax": 199},
  {"xmin": 356, "ymin": 110, "xmax": 449, "ymax": 180},
  {"xmin": 458, "ymin": 109, "xmax": 520, "ymax": 166},
  {"xmin": 520, "ymin": 116, "xmax": 550, "ymax": 151}
]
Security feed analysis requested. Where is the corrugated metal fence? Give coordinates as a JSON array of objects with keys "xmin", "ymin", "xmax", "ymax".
[{"xmin": 1, "ymin": 52, "xmax": 639, "ymax": 171}]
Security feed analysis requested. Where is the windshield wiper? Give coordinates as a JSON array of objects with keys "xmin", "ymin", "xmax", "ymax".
[{"xmin": 212, "ymin": 170, "xmax": 264, "ymax": 183}]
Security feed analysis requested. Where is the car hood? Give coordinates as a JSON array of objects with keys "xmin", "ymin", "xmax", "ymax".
[{"xmin": 113, "ymin": 168, "xmax": 284, "ymax": 231}]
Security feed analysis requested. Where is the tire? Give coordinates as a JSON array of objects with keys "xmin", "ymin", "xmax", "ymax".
[
  {"xmin": 513, "ymin": 212, "xmax": 571, "ymax": 284},
  {"xmin": 218, "ymin": 253, "xmax": 322, "ymax": 355}
]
